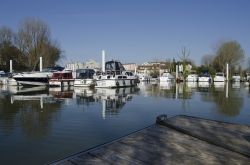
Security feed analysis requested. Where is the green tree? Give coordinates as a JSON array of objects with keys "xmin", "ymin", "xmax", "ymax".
[
  {"xmin": 0, "ymin": 27, "xmax": 27, "ymax": 71},
  {"xmin": 178, "ymin": 47, "xmax": 190, "ymax": 79},
  {"xmin": 213, "ymin": 41, "xmax": 244, "ymax": 72}
]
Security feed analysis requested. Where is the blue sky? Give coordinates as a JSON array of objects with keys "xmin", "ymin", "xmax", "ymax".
[{"xmin": 0, "ymin": 0, "xmax": 250, "ymax": 66}]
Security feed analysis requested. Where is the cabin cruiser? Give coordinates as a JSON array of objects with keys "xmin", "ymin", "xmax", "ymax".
[
  {"xmin": 198, "ymin": 73, "xmax": 212, "ymax": 82},
  {"xmin": 95, "ymin": 60, "xmax": 138, "ymax": 88},
  {"xmin": 13, "ymin": 66, "xmax": 64, "ymax": 86},
  {"xmin": 213, "ymin": 72, "xmax": 226, "ymax": 82},
  {"xmin": 0, "ymin": 71, "xmax": 9, "ymax": 85},
  {"xmin": 74, "ymin": 69, "xmax": 95, "ymax": 87},
  {"xmin": 232, "ymin": 73, "xmax": 241, "ymax": 82},
  {"xmin": 159, "ymin": 72, "xmax": 175, "ymax": 82},
  {"xmin": 49, "ymin": 70, "xmax": 74, "ymax": 87},
  {"xmin": 186, "ymin": 72, "xmax": 198, "ymax": 82}
]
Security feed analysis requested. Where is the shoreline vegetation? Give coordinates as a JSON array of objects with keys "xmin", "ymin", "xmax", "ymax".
[{"xmin": 0, "ymin": 18, "xmax": 249, "ymax": 78}]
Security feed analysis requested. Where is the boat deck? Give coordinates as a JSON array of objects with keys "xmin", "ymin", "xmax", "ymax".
[{"xmin": 50, "ymin": 115, "xmax": 250, "ymax": 165}]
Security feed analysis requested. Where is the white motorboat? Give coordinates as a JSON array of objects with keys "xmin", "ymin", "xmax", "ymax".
[
  {"xmin": 159, "ymin": 72, "xmax": 175, "ymax": 82},
  {"xmin": 49, "ymin": 70, "xmax": 74, "ymax": 87},
  {"xmin": 246, "ymin": 73, "xmax": 250, "ymax": 82},
  {"xmin": 213, "ymin": 72, "xmax": 226, "ymax": 82},
  {"xmin": 198, "ymin": 74, "xmax": 212, "ymax": 82},
  {"xmin": 186, "ymin": 73, "xmax": 198, "ymax": 82},
  {"xmin": 232, "ymin": 74, "xmax": 241, "ymax": 82},
  {"xmin": 159, "ymin": 81, "xmax": 175, "ymax": 90},
  {"xmin": 0, "ymin": 71, "xmax": 9, "ymax": 85},
  {"xmin": 74, "ymin": 69, "xmax": 95, "ymax": 87},
  {"xmin": 137, "ymin": 73, "xmax": 151, "ymax": 82},
  {"xmin": 95, "ymin": 60, "xmax": 138, "ymax": 88},
  {"xmin": 13, "ymin": 66, "xmax": 64, "ymax": 86}
]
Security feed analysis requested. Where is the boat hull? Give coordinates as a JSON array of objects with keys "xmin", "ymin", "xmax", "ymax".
[
  {"xmin": 74, "ymin": 79, "xmax": 95, "ymax": 87},
  {"xmin": 95, "ymin": 78, "xmax": 136, "ymax": 88}
]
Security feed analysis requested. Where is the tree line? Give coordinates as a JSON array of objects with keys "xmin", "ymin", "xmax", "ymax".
[
  {"xmin": 0, "ymin": 18, "xmax": 62, "ymax": 72},
  {"xmin": 200, "ymin": 40, "xmax": 246, "ymax": 76}
]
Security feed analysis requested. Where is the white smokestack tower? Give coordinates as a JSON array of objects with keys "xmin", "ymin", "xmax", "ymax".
[
  {"xmin": 10, "ymin": 60, "xmax": 13, "ymax": 73},
  {"xmin": 226, "ymin": 63, "xmax": 229, "ymax": 81},
  {"xmin": 40, "ymin": 57, "xmax": 43, "ymax": 72},
  {"xmin": 102, "ymin": 50, "xmax": 105, "ymax": 73}
]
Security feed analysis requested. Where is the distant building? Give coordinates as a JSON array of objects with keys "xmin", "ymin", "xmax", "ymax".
[
  {"xmin": 65, "ymin": 62, "xmax": 84, "ymax": 71},
  {"xmin": 84, "ymin": 59, "xmax": 100, "ymax": 70},
  {"xmin": 123, "ymin": 63, "xmax": 137, "ymax": 72},
  {"xmin": 65, "ymin": 59, "xmax": 100, "ymax": 71},
  {"xmin": 137, "ymin": 61, "xmax": 172, "ymax": 76}
]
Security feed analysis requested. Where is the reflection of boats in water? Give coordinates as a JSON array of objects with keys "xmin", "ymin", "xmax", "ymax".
[
  {"xmin": 232, "ymin": 82, "xmax": 241, "ymax": 89},
  {"xmin": 213, "ymin": 82, "xmax": 225, "ymax": 91},
  {"xmin": 10, "ymin": 87, "xmax": 53, "ymax": 109},
  {"xmin": 186, "ymin": 82, "xmax": 198, "ymax": 89},
  {"xmin": 49, "ymin": 87, "xmax": 74, "ymax": 99},
  {"xmin": 198, "ymin": 82, "xmax": 211, "ymax": 92},
  {"xmin": 159, "ymin": 81, "xmax": 175, "ymax": 90},
  {"xmin": 94, "ymin": 87, "xmax": 139, "ymax": 119},
  {"xmin": 198, "ymin": 82, "xmax": 210, "ymax": 88}
]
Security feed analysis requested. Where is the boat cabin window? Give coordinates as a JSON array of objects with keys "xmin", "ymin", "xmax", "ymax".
[
  {"xmin": 52, "ymin": 72, "xmax": 73, "ymax": 79},
  {"xmin": 52, "ymin": 73, "xmax": 61, "ymax": 79},
  {"xmin": 76, "ymin": 69, "xmax": 95, "ymax": 79},
  {"xmin": 64, "ymin": 73, "xmax": 73, "ymax": 79},
  {"xmin": 125, "ymin": 72, "xmax": 133, "ymax": 76},
  {"xmin": 216, "ymin": 73, "xmax": 224, "ymax": 76}
]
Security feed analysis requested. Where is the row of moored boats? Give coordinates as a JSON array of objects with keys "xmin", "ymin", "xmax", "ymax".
[{"xmin": 1, "ymin": 60, "xmax": 140, "ymax": 88}]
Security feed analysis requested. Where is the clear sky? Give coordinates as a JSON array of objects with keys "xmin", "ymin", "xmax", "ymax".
[{"xmin": 0, "ymin": 0, "xmax": 250, "ymax": 66}]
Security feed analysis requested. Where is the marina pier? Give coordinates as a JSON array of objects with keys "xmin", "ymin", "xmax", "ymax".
[{"xmin": 50, "ymin": 115, "xmax": 250, "ymax": 165}]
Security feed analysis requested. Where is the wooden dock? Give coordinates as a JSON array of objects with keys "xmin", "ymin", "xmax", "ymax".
[{"xmin": 50, "ymin": 115, "xmax": 250, "ymax": 165}]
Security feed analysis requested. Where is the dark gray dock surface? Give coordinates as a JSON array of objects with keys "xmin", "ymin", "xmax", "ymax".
[{"xmin": 51, "ymin": 115, "xmax": 250, "ymax": 165}]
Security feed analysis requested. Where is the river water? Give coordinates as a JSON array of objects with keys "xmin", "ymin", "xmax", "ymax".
[{"xmin": 0, "ymin": 82, "xmax": 250, "ymax": 164}]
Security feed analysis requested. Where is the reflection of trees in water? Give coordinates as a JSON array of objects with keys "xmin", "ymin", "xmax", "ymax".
[
  {"xmin": 201, "ymin": 84, "xmax": 243, "ymax": 116},
  {"xmin": 0, "ymin": 94, "xmax": 62, "ymax": 138},
  {"xmin": 143, "ymin": 83, "xmax": 193, "ymax": 100}
]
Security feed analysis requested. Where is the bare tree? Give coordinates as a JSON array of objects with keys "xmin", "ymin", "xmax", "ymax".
[
  {"xmin": 0, "ymin": 26, "xmax": 13, "ymax": 44},
  {"xmin": 201, "ymin": 54, "xmax": 214, "ymax": 67},
  {"xmin": 178, "ymin": 46, "xmax": 190, "ymax": 62},
  {"xmin": 15, "ymin": 18, "xmax": 61, "ymax": 70},
  {"xmin": 178, "ymin": 47, "xmax": 191, "ymax": 78}
]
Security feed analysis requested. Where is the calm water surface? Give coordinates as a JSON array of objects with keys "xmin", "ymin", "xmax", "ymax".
[{"xmin": 0, "ymin": 82, "xmax": 250, "ymax": 164}]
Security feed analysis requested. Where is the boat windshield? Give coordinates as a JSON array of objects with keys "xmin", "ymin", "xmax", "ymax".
[
  {"xmin": 43, "ymin": 66, "xmax": 64, "ymax": 72},
  {"xmin": 216, "ymin": 73, "xmax": 224, "ymax": 76},
  {"xmin": 105, "ymin": 61, "xmax": 125, "ymax": 74},
  {"xmin": 76, "ymin": 69, "xmax": 95, "ymax": 79}
]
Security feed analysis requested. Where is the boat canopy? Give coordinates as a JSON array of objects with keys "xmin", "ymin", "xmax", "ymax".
[
  {"xmin": 216, "ymin": 73, "xmax": 224, "ymax": 76},
  {"xmin": 76, "ymin": 69, "xmax": 95, "ymax": 79},
  {"xmin": 105, "ymin": 61, "xmax": 125, "ymax": 74}
]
